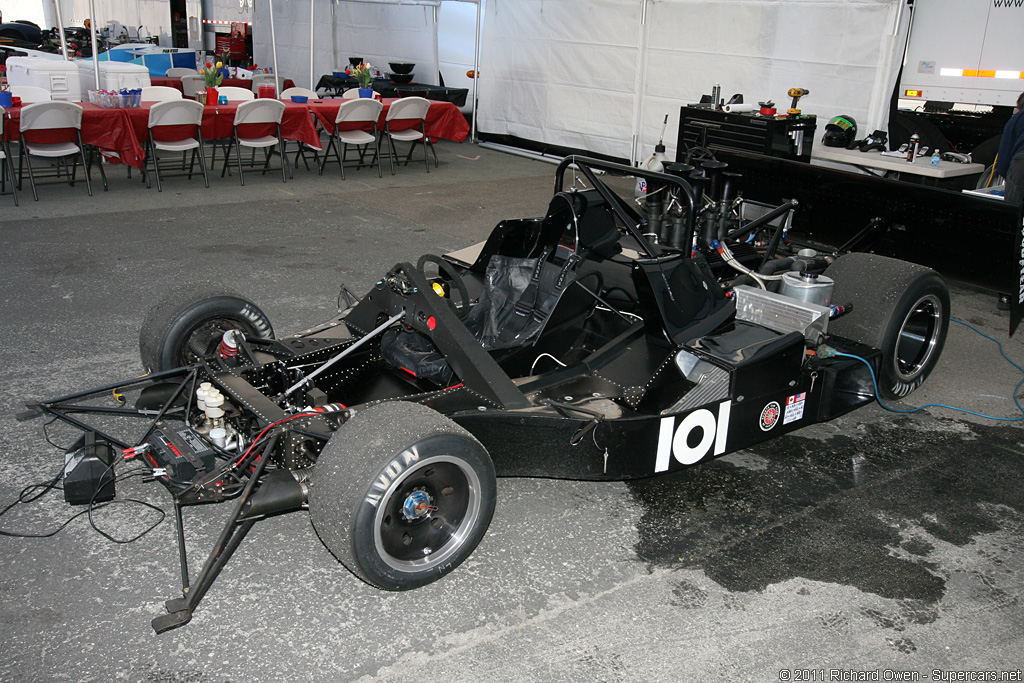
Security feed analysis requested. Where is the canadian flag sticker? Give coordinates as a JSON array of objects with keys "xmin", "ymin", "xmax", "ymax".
[{"xmin": 783, "ymin": 392, "xmax": 807, "ymax": 425}]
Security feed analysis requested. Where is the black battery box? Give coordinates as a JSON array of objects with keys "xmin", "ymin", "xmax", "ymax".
[
  {"xmin": 64, "ymin": 432, "xmax": 116, "ymax": 506},
  {"xmin": 145, "ymin": 424, "xmax": 217, "ymax": 481}
]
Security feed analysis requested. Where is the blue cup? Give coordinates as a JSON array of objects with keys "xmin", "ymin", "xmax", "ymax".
[
  {"xmin": 218, "ymin": 95, "xmax": 228, "ymax": 105},
  {"xmin": 0, "ymin": 91, "xmax": 12, "ymax": 108}
]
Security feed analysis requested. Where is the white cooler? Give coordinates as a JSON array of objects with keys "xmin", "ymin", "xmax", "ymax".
[
  {"xmin": 77, "ymin": 61, "xmax": 151, "ymax": 92},
  {"xmin": 5, "ymin": 57, "xmax": 82, "ymax": 101}
]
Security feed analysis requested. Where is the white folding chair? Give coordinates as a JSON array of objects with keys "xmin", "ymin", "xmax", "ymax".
[
  {"xmin": 222, "ymin": 99, "xmax": 289, "ymax": 185},
  {"xmin": 17, "ymin": 101, "xmax": 98, "ymax": 200},
  {"xmin": 142, "ymin": 99, "xmax": 208, "ymax": 192},
  {"xmin": 181, "ymin": 75, "xmax": 206, "ymax": 100},
  {"xmin": 10, "ymin": 85, "xmax": 51, "ymax": 103},
  {"xmin": 1, "ymin": 107, "xmax": 18, "ymax": 205},
  {"xmin": 166, "ymin": 67, "xmax": 198, "ymax": 77},
  {"xmin": 280, "ymin": 87, "xmax": 318, "ymax": 100},
  {"xmin": 217, "ymin": 86, "xmax": 255, "ymax": 102},
  {"xmin": 341, "ymin": 88, "xmax": 362, "ymax": 100},
  {"xmin": 141, "ymin": 86, "xmax": 183, "ymax": 102},
  {"xmin": 382, "ymin": 96, "xmax": 436, "ymax": 174},
  {"xmin": 319, "ymin": 98, "xmax": 383, "ymax": 179}
]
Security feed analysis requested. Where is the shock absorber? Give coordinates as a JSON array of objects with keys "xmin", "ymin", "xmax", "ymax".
[{"xmin": 218, "ymin": 330, "xmax": 239, "ymax": 359}]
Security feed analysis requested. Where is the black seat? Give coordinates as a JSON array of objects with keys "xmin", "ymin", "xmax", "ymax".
[{"xmin": 382, "ymin": 192, "xmax": 598, "ymax": 383}]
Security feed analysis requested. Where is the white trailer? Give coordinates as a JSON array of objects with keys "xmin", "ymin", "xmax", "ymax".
[{"xmin": 900, "ymin": 0, "xmax": 1024, "ymax": 107}]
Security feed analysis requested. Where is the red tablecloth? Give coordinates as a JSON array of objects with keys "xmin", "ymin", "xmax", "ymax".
[
  {"xmin": 307, "ymin": 98, "xmax": 469, "ymax": 143},
  {"xmin": 151, "ymin": 76, "xmax": 296, "ymax": 94},
  {"xmin": 2, "ymin": 96, "xmax": 467, "ymax": 171},
  {"xmin": 121, "ymin": 101, "xmax": 321, "ymax": 151},
  {"xmin": 4, "ymin": 103, "xmax": 146, "ymax": 168}
]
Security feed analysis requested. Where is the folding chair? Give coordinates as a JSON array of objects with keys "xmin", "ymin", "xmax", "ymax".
[
  {"xmin": 142, "ymin": 99, "xmax": 209, "ymax": 191},
  {"xmin": 217, "ymin": 86, "xmax": 255, "ymax": 102},
  {"xmin": 180, "ymin": 75, "xmax": 206, "ymax": 100},
  {"xmin": 17, "ymin": 101, "xmax": 99, "ymax": 201},
  {"xmin": 382, "ymin": 96, "xmax": 436, "ymax": 174},
  {"xmin": 319, "ymin": 98, "xmax": 383, "ymax": 179},
  {"xmin": 141, "ymin": 86, "xmax": 183, "ymax": 102},
  {"xmin": 222, "ymin": 99, "xmax": 289, "ymax": 185},
  {"xmin": 1, "ymin": 107, "xmax": 18, "ymax": 205}
]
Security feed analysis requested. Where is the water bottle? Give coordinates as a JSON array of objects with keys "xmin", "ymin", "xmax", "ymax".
[{"xmin": 931, "ymin": 149, "xmax": 941, "ymax": 166}]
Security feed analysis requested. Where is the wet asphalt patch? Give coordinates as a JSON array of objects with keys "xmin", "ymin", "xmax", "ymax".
[{"xmin": 626, "ymin": 415, "xmax": 1024, "ymax": 605}]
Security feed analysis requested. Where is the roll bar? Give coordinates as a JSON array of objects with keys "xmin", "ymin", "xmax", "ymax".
[{"xmin": 554, "ymin": 155, "xmax": 699, "ymax": 259}]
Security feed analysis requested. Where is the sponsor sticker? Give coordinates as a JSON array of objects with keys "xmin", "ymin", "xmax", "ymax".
[
  {"xmin": 783, "ymin": 392, "xmax": 807, "ymax": 425},
  {"xmin": 759, "ymin": 401, "xmax": 781, "ymax": 431}
]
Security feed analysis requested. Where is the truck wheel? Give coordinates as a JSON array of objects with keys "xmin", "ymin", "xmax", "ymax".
[
  {"xmin": 139, "ymin": 283, "xmax": 274, "ymax": 372},
  {"xmin": 309, "ymin": 401, "xmax": 496, "ymax": 591},
  {"xmin": 825, "ymin": 253, "xmax": 949, "ymax": 400}
]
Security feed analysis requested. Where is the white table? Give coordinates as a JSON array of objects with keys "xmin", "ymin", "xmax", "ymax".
[{"xmin": 811, "ymin": 144, "xmax": 984, "ymax": 181}]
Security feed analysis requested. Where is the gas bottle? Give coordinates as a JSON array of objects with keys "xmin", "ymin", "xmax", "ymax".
[
  {"xmin": 634, "ymin": 142, "xmax": 669, "ymax": 197},
  {"xmin": 635, "ymin": 114, "xmax": 670, "ymax": 198}
]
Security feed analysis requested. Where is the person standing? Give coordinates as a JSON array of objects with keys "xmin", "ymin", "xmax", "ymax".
[{"xmin": 996, "ymin": 92, "xmax": 1024, "ymax": 204}]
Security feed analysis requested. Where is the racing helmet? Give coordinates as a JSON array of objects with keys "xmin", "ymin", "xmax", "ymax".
[{"xmin": 822, "ymin": 115, "xmax": 857, "ymax": 147}]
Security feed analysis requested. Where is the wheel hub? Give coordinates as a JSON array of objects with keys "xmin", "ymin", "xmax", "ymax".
[{"xmin": 400, "ymin": 488, "xmax": 436, "ymax": 521}]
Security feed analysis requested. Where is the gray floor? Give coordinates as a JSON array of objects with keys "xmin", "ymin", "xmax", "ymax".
[{"xmin": 1, "ymin": 142, "xmax": 1022, "ymax": 682}]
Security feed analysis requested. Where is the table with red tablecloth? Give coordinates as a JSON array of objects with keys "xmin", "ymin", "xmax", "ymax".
[
  {"xmin": 151, "ymin": 77, "xmax": 297, "ymax": 95},
  {"xmin": 307, "ymin": 98, "xmax": 469, "ymax": 143},
  {"xmin": 120, "ymin": 100, "xmax": 322, "ymax": 153},
  {"xmin": 2, "ymin": 97, "xmax": 468, "ymax": 172},
  {"xmin": 4, "ymin": 102, "xmax": 146, "ymax": 168}
]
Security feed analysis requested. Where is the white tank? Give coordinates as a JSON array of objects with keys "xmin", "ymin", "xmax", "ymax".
[
  {"xmin": 77, "ymin": 61, "xmax": 152, "ymax": 93},
  {"xmin": 5, "ymin": 58, "xmax": 82, "ymax": 102}
]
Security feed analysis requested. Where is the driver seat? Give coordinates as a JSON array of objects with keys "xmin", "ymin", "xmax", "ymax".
[{"xmin": 381, "ymin": 192, "xmax": 589, "ymax": 384}]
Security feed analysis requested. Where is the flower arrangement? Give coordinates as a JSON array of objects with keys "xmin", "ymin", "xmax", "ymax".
[
  {"xmin": 201, "ymin": 60, "xmax": 224, "ymax": 87},
  {"xmin": 347, "ymin": 62, "xmax": 374, "ymax": 89}
]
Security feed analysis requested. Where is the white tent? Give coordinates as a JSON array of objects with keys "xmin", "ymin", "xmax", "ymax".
[
  {"xmin": 253, "ymin": 0, "xmax": 448, "ymax": 91},
  {"xmin": 477, "ymin": 0, "xmax": 909, "ymax": 163},
  {"xmin": 248, "ymin": 0, "xmax": 909, "ymax": 163}
]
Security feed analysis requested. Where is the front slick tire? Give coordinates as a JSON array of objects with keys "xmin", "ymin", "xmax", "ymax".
[
  {"xmin": 139, "ymin": 283, "xmax": 274, "ymax": 372},
  {"xmin": 825, "ymin": 253, "xmax": 949, "ymax": 400},
  {"xmin": 310, "ymin": 402, "xmax": 496, "ymax": 591}
]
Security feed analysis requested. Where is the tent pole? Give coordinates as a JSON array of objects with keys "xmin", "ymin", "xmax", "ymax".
[
  {"xmin": 310, "ymin": 0, "xmax": 315, "ymax": 90},
  {"xmin": 269, "ymin": 0, "xmax": 281, "ymax": 94},
  {"xmin": 53, "ymin": 0, "xmax": 70, "ymax": 60},
  {"xmin": 89, "ymin": 0, "xmax": 100, "ymax": 90},
  {"xmin": 471, "ymin": 0, "xmax": 481, "ymax": 143}
]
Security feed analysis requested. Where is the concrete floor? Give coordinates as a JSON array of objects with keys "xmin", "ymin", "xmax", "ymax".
[{"xmin": 1, "ymin": 142, "xmax": 1022, "ymax": 682}]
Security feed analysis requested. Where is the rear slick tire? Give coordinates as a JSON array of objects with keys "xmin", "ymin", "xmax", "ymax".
[
  {"xmin": 309, "ymin": 401, "xmax": 496, "ymax": 591},
  {"xmin": 825, "ymin": 253, "xmax": 950, "ymax": 400}
]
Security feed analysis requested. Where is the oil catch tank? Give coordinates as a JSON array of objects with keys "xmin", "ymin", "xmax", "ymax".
[{"xmin": 779, "ymin": 271, "xmax": 834, "ymax": 308}]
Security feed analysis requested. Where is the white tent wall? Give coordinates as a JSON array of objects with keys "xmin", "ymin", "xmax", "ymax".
[
  {"xmin": 477, "ymin": 0, "xmax": 643, "ymax": 160},
  {"xmin": 478, "ymin": 0, "xmax": 909, "ymax": 164},
  {"xmin": 60, "ymin": 0, "xmax": 175, "ymax": 44},
  {"xmin": 252, "ymin": 0, "xmax": 440, "ymax": 91},
  {"xmin": 638, "ymin": 0, "xmax": 909, "ymax": 162}
]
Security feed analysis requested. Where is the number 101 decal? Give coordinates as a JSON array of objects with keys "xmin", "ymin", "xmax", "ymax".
[{"xmin": 655, "ymin": 401, "xmax": 732, "ymax": 473}]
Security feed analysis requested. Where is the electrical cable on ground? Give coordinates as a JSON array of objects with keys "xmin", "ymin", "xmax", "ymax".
[{"xmin": 830, "ymin": 318, "xmax": 1024, "ymax": 422}]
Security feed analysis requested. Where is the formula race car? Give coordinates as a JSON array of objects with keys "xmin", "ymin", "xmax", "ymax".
[{"xmin": 18, "ymin": 155, "xmax": 950, "ymax": 632}]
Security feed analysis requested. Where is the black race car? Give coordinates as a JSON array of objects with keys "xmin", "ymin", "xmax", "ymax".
[{"xmin": 19, "ymin": 156, "xmax": 949, "ymax": 632}]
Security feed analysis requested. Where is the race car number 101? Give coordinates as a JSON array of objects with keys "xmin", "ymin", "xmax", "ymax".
[{"xmin": 655, "ymin": 401, "xmax": 731, "ymax": 472}]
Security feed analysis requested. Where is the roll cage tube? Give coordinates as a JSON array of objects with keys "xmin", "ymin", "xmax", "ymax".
[{"xmin": 554, "ymin": 155, "xmax": 699, "ymax": 259}]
